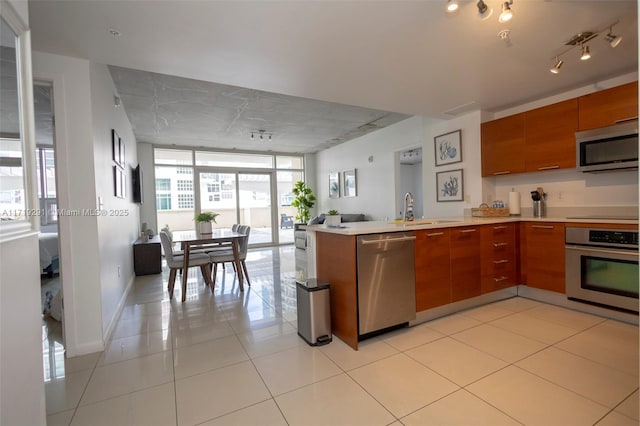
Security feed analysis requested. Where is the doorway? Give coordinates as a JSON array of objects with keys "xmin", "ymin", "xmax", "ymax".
[
  {"xmin": 34, "ymin": 81, "xmax": 66, "ymax": 379},
  {"xmin": 396, "ymin": 147, "xmax": 423, "ymax": 219},
  {"xmin": 196, "ymin": 170, "xmax": 275, "ymax": 245}
]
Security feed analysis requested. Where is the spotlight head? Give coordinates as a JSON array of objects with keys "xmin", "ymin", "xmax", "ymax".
[
  {"xmin": 605, "ymin": 33, "xmax": 622, "ymax": 48},
  {"xmin": 446, "ymin": 0, "xmax": 459, "ymax": 13},
  {"xmin": 499, "ymin": 1, "xmax": 513, "ymax": 23},
  {"xmin": 477, "ymin": 0, "xmax": 488, "ymax": 14},
  {"xmin": 580, "ymin": 44, "xmax": 591, "ymax": 60},
  {"xmin": 550, "ymin": 58, "xmax": 563, "ymax": 74}
]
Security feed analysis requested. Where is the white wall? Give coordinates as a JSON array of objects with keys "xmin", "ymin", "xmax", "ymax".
[
  {"xmin": 32, "ymin": 51, "xmax": 104, "ymax": 356},
  {"xmin": 137, "ymin": 142, "xmax": 157, "ymax": 233},
  {"xmin": 90, "ymin": 62, "xmax": 139, "ymax": 338},
  {"xmin": 485, "ymin": 72, "xmax": 639, "ymax": 213},
  {"xmin": 315, "ymin": 116, "xmax": 426, "ymax": 220},
  {"xmin": 423, "ymin": 111, "xmax": 483, "ymax": 217},
  {"xmin": 0, "ymin": 1, "xmax": 47, "ymax": 424},
  {"xmin": 32, "ymin": 53, "xmax": 140, "ymax": 355}
]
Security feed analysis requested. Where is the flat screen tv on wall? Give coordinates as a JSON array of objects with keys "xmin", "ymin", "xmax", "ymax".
[{"xmin": 132, "ymin": 164, "xmax": 143, "ymax": 204}]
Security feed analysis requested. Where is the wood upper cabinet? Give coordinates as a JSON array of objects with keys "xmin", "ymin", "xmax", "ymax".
[
  {"xmin": 578, "ymin": 81, "xmax": 638, "ymax": 131},
  {"xmin": 480, "ymin": 223, "xmax": 516, "ymax": 293},
  {"xmin": 414, "ymin": 229, "xmax": 451, "ymax": 311},
  {"xmin": 481, "ymin": 113, "xmax": 526, "ymax": 177},
  {"xmin": 524, "ymin": 99, "xmax": 578, "ymax": 171},
  {"xmin": 523, "ymin": 222, "xmax": 566, "ymax": 293},
  {"xmin": 450, "ymin": 226, "xmax": 481, "ymax": 302}
]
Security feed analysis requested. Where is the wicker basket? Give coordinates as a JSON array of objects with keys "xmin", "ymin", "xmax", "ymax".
[{"xmin": 471, "ymin": 207, "xmax": 510, "ymax": 217}]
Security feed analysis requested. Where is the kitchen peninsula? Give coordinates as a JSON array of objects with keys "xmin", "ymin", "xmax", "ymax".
[{"xmin": 307, "ymin": 216, "xmax": 638, "ymax": 350}]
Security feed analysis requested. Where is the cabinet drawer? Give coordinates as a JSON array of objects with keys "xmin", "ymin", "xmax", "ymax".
[
  {"xmin": 481, "ymin": 272, "xmax": 516, "ymax": 293},
  {"xmin": 481, "ymin": 254, "xmax": 515, "ymax": 276}
]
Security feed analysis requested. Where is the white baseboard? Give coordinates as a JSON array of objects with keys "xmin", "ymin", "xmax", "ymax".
[
  {"xmin": 66, "ymin": 340, "xmax": 105, "ymax": 357},
  {"xmin": 102, "ymin": 273, "xmax": 136, "ymax": 343}
]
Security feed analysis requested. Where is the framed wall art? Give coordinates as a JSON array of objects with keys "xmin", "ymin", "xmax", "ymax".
[
  {"xmin": 434, "ymin": 129, "xmax": 462, "ymax": 166},
  {"xmin": 343, "ymin": 169, "xmax": 357, "ymax": 197},
  {"xmin": 436, "ymin": 168, "xmax": 463, "ymax": 202},
  {"xmin": 329, "ymin": 172, "xmax": 340, "ymax": 198},
  {"xmin": 112, "ymin": 129, "xmax": 120, "ymax": 165}
]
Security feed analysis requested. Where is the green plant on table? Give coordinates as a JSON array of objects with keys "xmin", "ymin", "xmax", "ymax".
[
  {"xmin": 194, "ymin": 211, "xmax": 219, "ymax": 223},
  {"xmin": 291, "ymin": 181, "xmax": 316, "ymax": 223},
  {"xmin": 328, "ymin": 209, "xmax": 339, "ymax": 215}
]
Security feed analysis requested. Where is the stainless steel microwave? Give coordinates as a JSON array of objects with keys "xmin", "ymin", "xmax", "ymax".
[{"xmin": 576, "ymin": 119, "xmax": 638, "ymax": 173}]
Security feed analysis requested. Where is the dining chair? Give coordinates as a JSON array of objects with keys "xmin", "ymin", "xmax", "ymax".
[
  {"xmin": 159, "ymin": 231, "xmax": 213, "ymax": 300},
  {"xmin": 209, "ymin": 225, "xmax": 251, "ymax": 288}
]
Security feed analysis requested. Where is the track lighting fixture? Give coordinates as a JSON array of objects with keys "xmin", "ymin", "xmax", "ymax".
[
  {"xmin": 580, "ymin": 44, "xmax": 591, "ymax": 60},
  {"xmin": 250, "ymin": 130, "xmax": 273, "ymax": 142},
  {"xmin": 446, "ymin": 0, "xmax": 459, "ymax": 13},
  {"xmin": 476, "ymin": 0, "xmax": 492, "ymax": 19},
  {"xmin": 605, "ymin": 25, "xmax": 622, "ymax": 48},
  {"xmin": 498, "ymin": 1, "xmax": 513, "ymax": 23},
  {"xmin": 550, "ymin": 57, "xmax": 563, "ymax": 74}
]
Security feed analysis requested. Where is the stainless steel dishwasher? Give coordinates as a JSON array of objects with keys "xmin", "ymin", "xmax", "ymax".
[{"xmin": 357, "ymin": 232, "xmax": 416, "ymax": 336}]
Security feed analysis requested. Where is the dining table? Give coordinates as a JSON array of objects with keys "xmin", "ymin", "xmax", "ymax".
[{"xmin": 174, "ymin": 228, "xmax": 247, "ymax": 302}]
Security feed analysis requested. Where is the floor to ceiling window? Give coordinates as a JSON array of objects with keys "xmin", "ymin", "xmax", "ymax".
[{"xmin": 154, "ymin": 148, "xmax": 303, "ymax": 246}]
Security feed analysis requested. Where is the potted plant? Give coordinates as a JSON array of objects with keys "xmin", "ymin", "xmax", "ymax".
[
  {"xmin": 291, "ymin": 181, "xmax": 316, "ymax": 223},
  {"xmin": 325, "ymin": 209, "xmax": 341, "ymax": 227},
  {"xmin": 194, "ymin": 211, "xmax": 219, "ymax": 234}
]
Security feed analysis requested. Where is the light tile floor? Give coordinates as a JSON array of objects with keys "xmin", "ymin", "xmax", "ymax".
[{"xmin": 43, "ymin": 246, "xmax": 639, "ymax": 426}]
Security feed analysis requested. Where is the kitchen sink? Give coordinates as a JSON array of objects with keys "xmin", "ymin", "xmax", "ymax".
[{"xmin": 389, "ymin": 218, "xmax": 463, "ymax": 226}]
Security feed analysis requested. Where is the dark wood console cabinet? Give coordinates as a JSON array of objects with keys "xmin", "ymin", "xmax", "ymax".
[{"xmin": 133, "ymin": 235, "xmax": 162, "ymax": 276}]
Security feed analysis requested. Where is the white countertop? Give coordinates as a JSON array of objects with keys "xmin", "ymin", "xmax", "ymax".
[{"xmin": 306, "ymin": 216, "xmax": 639, "ymax": 236}]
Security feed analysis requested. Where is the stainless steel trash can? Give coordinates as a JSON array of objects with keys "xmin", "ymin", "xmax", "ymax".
[{"xmin": 296, "ymin": 279, "xmax": 332, "ymax": 346}]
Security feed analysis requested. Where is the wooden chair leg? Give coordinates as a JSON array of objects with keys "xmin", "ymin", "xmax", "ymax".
[
  {"xmin": 168, "ymin": 268, "xmax": 177, "ymax": 299},
  {"xmin": 199, "ymin": 265, "xmax": 208, "ymax": 285},
  {"xmin": 203, "ymin": 263, "xmax": 213, "ymax": 290},
  {"xmin": 212, "ymin": 263, "xmax": 218, "ymax": 286},
  {"xmin": 241, "ymin": 260, "xmax": 251, "ymax": 286}
]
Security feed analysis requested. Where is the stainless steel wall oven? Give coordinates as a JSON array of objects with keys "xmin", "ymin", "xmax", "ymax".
[{"xmin": 565, "ymin": 227, "xmax": 638, "ymax": 313}]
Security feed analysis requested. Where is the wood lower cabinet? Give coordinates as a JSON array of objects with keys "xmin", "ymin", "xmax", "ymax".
[
  {"xmin": 450, "ymin": 226, "xmax": 481, "ymax": 302},
  {"xmin": 480, "ymin": 223, "xmax": 516, "ymax": 293},
  {"xmin": 316, "ymin": 232, "xmax": 358, "ymax": 349},
  {"xmin": 523, "ymin": 222, "xmax": 566, "ymax": 293},
  {"xmin": 481, "ymin": 113, "xmax": 526, "ymax": 177},
  {"xmin": 524, "ymin": 99, "xmax": 578, "ymax": 172},
  {"xmin": 415, "ymin": 229, "xmax": 451, "ymax": 311},
  {"xmin": 578, "ymin": 81, "xmax": 638, "ymax": 131}
]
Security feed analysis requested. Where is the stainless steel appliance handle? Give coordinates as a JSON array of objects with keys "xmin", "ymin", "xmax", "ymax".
[
  {"xmin": 566, "ymin": 245, "xmax": 639, "ymax": 257},
  {"xmin": 426, "ymin": 232, "xmax": 444, "ymax": 237},
  {"xmin": 361, "ymin": 236, "xmax": 416, "ymax": 245}
]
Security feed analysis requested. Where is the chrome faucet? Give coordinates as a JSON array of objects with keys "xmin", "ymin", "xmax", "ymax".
[{"xmin": 404, "ymin": 192, "xmax": 414, "ymax": 221}]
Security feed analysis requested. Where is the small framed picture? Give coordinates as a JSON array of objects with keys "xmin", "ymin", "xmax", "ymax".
[
  {"xmin": 343, "ymin": 169, "xmax": 357, "ymax": 197},
  {"xmin": 436, "ymin": 169, "xmax": 464, "ymax": 202},
  {"xmin": 329, "ymin": 172, "xmax": 340, "ymax": 198},
  {"xmin": 113, "ymin": 165, "xmax": 126, "ymax": 198},
  {"xmin": 434, "ymin": 129, "xmax": 462, "ymax": 166},
  {"xmin": 112, "ymin": 129, "xmax": 120, "ymax": 164},
  {"xmin": 118, "ymin": 137, "xmax": 125, "ymax": 166}
]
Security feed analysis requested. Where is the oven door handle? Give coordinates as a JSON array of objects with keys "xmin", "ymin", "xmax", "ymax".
[{"xmin": 565, "ymin": 245, "xmax": 639, "ymax": 258}]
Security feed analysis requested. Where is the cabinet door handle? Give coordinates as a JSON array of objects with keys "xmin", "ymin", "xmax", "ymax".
[
  {"xmin": 494, "ymin": 276, "xmax": 509, "ymax": 282},
  {"xmin": 427, "ymin": 232, "xmax": 444, "ymax": 237},
  {"xmin": 459, "ymin": 229, "xmax": 477, "ymax": 233},
  {"xmin": 538, "ymin": 165, "xmax": 559, "ymax": 170},
  {"xmin": 493, "ymin": 171, "xmax": 511, "ymax": 175},
  {"xmin": 493, "ymin": 259, "xmax": 509, "ymax": 264},
  {"xmin": 493, "ymin": 226, "xmax": 508, "ymax": 230},
  {"xmin": 493, "ymin": 242, "xmax": 508, "ymax": 247},
  {"xmin": 615, "ymin": 116, "xmax": 638, "ymax": 124},
  {"xmin": 531, "ymin": 225, "xmax": 554, "ymax": 229}
]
